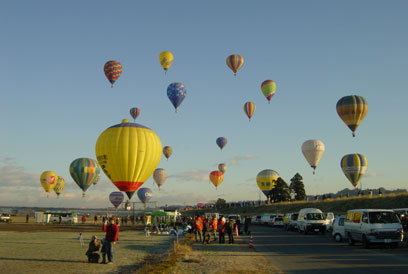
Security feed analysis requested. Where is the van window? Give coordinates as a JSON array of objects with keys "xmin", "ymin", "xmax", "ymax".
[
  {"xmin": 369, "ymin": 212, "xmax": 400, "ymax": 224},
  {"xmin": 362, "ymin": 212, "xmax": 368, "ymax": 223},
  {"xmin": 338, "ymin": 218, "xmax": 345, "ymax": 226},
  {"xmin": 306, "ymin": 213, "xmax": 324, "ymax": 220},
  {"xmin": 353, "ymin": 212, "xmax": 361, "ymax": 223},
  {"xmin": 291, "ymin": 214, "xmax": 298, "ymax": 220}
]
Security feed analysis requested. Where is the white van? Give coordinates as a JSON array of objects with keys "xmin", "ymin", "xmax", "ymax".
[
  {"xmin": 345, "ymin": 209, "xmax": 403, "ymax": 248},
  {"xmin": 261, "ymin": 214, "xmax": 276, "ymax": 225},
  {"xmin": 297, "ymin": 208, "xmax": 326, "ymax": 234}
]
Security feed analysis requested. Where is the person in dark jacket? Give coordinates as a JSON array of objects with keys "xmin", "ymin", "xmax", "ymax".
[
  {"xmin": 202, "ymin": 216, "xmax": 211, "ymax": 245},
  {"xmin": 85, "ymin": 236, "xmax": 100, "ymax": 263},
  {"xmin": 226, "ymin": 218, "xmax": 235, "ymax": 244},
  {"xmin": 103, "ymin": 217, "xmax": 119, "ymax": 264}
]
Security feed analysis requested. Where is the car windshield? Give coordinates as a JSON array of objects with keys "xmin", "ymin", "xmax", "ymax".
[
  {"xmin": 306, "ymin": 213, "xmax": 324, "ymax": 220},
  {"xmin": 291, "ymin": 214, "xmax": 299, "ymax": 220},
  {"xmin": 369, "ymin": 212, "xmax": 400, "ymax": 224}
]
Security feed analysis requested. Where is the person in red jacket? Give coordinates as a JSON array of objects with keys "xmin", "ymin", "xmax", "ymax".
[
  {"xmin": 194, "ymin": 215, "xmax": 203, "ymax": 242},
  {"xmin": 103, "ymin": 217, "xmax": 119, "ymax": 264},
  {"xmin": 218, "ymin": 217, "xmax": 226, "ymax": 244},
  {"xmin": 211, "ymin": 216, "xmax": 218, "ymax": 242}
]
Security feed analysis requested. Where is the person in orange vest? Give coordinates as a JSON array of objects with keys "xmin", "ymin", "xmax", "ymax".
[
  {"xmin": 194, "ymin": 215, "xmax": 203, "ymax": 242},
  {"xmin": 211, "ymin": 216, "xmax": 218, "ymax": 242},
  {"xmin": 217, "ymin": 217, "xmax": 226, "ymax": 244}
]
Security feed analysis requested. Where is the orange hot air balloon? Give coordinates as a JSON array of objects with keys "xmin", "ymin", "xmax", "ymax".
[{"xmin": 209, "ymin": 170, "xmax": 224, "ymax": 189}]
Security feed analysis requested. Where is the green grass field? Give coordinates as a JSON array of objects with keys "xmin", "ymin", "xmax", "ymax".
[{"xmin": 0, "ymin": 229, "xmax": 174, "ymax": 274}]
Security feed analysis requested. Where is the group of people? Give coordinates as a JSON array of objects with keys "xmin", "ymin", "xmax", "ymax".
[
  {"xmin": 194, "ymin": 215, "xmax": 250, "ymax": 245},
  {"xmin": 85, "ymin": 217, "xmax": 119, "ymax": 264}
]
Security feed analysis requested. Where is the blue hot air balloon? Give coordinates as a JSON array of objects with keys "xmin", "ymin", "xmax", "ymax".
[
  {"xmin": 137, "ymin": 187, "xmax": 153, "ymax": 204},
  {"xmin": 167, "ymin": 82, "xmax": 187, "ymax": 112},
  {"xmin": 216, "ymin": 137, "xmax": 227, "ymax": 150}
]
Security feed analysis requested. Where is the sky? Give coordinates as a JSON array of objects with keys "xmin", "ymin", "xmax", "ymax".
[{"xmin": 0, "ymin": 1, "xmax": 407, "ymax": 208}]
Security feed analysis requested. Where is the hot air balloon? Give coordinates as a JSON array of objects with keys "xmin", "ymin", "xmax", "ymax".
[
  {"xmin": 218, "ymin": 163, "xmax": 227, "ymax": 174},
  {"xmin": 226, "ymin": 54, "xmax": 244, "ymax": 76},
  {"xmin": 163, "ymin": 146, "xmax": 173, "ymax": 160},
  {"xmin": 40, "ymin": 171, "xmax": 57, "ymax": 197},
  {"xmin": 104, "ymin": 60, "xmax": 122, "ymax": 88},
  {"xmin": 153, "ymin": 168, "xmax": 167, "ymax": 190},
  {"xmin": 129, "ymin": 107, "xmax": 140, "ymax": 121},
  {"xmin": 54, "ymin": 176, "xmax": 65, "ymax": 198},
  {"xmin": 243, "ymin": 101, "xmax": 256, "ymax": 121},
  {"xmin": 137, "ymin": 187, "xmax": 153, "ymax": 205},
  {"xmin": 216, "ymin": 137, "xmax": 227, "ymax": 150},
  {"xmin": 301, "ymin": 140, "xmax": 325, "ymax": 175},
  {"xmin": 109, "ymin": 192, "xmax": 124, "ymax": 209},
  {"xmin": 336, "ymin": 95, "xmax": 368, "ymax": 137},
  {"xmin": 159, "ymin": 51, "xmax": 174, "ymax": 74},
  {"xmin": 261, "ymin": 80, "xmax": 276, "ymax": 103},
  {"xmin": 209, "ymin": 171, "xmax": 224, "ymax": 189},
  {"xmin": 69, "ymin": 158, "xmax": 101, "ymax": 197},
  {"xmin": 256, "ymin": 169, "xmax": 279, "ymax": 198},
  {"xmin": 95, "ymin": 119, "xmax": 162, "ymax": 199},
  {"xmin": 341, "ymin": 154, "xmax": 368, "ymax": 188},
  {"xmin": 167, "ymin": 82, "xmax": 187, "ymax": 112}
]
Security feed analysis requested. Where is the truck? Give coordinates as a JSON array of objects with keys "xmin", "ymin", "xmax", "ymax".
[{"xmin": 0, "ymin": 213, "xmax": 11, "ymax": 223}]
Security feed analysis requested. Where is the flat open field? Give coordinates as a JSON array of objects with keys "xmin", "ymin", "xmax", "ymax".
[{"xmin": 0, "ymin": 223, "xmax": 174, "ymax": 274}]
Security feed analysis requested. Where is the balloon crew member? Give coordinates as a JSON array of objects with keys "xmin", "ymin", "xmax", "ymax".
[
  {"xmin": 85, "ymin": 235, "xmax": 101, "ymax": 263},
  {"xmin": 211, "ymin": 216, "xmax": 218, "ymax": 241},
  {"xmin": 202, "ymin": 216, "xmax": 211, "ymax": 245},
  {"xmin": 104, "ymin": 217, "xmax": 119, "ymax": 264},
  {"xmin": 194, "ymin": 215, "xmax": 203, "ymax": 242},
  {"xmin": 218, "ymin": 217, "xmax": 226, "ymax": 244},
  {"xmin": 244, "ymin": 216, "xmax": 251, "ymax": 235},
  {"xmin": 227, "ymin": 217, "xmax": 235, "ymax": 244}
]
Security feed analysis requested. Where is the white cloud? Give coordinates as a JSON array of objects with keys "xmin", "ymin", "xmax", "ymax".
[
  {"xmin": 168, "ymin": 169, "xmax": 209, "ymax": 182},
  {"xmin": 365, "ymin": 173, "xmax": 384, "ymax": 178},
  {"xmin": 229, "ymin": 155, "xmax": 258, "ymax": 166}
]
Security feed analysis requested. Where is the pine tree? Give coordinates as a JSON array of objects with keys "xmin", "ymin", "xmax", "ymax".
[
  {"xmin": 290, "ymin": 173, "xmax": 306, "ymax": 201},
  {"xmin": 269, "ymin": 177, "xmax": 291, "ymax": 202}
]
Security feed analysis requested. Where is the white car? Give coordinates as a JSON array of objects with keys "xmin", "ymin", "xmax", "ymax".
[
  {"xmin": 324, "ymin": 212, "xmax": 335, "ymax": 232},
  {"xmin": 272, "ymin": 216, "xmax": 284, "ymax": 227},
  {"xmin": 332, "ymin": 215, "xmax": 346, "ymax": 242},
  {"xmin": 261, "ymin": 214, "xmax": 276, "ymax": 225}
]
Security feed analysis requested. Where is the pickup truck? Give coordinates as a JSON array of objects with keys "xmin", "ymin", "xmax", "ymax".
[{"xmin": 0, "ymin": 213, "xmax": 11, "ymax": 223}]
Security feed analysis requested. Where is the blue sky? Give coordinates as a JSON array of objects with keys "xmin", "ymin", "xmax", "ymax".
[{"xmin": 0, "ymin": 1, "xmax": 407, "ymax": 208}]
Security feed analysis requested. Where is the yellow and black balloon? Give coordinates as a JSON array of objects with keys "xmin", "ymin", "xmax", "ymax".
[
  {"xmin": 95, "ymin": 119, "xmax": 162, "ymax": 199},
  {"xmin": 336, "ymin": 95, "xmax": 367, "ymax": 137},
  {"xmin": 341, "ymin": 154, "xmax": 367, "ymax": 187},
  {"xmin": 256, "ymin": 169, "xmax": 279, "ymax": 197},
  {"xmin": 159, "ymin": 51, "xmax": 174, "ymax": 74}
]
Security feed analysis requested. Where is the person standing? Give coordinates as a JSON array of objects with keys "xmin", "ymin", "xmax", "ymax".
[
  {"xmin": 194, "ymin": 215, "xmax": 203, "ymax": 242},
  {"xmin": 244, "ymin": 216, "xmax": 251, "ymax": 235},
  {"xmin": 104, "ymin": 217, "xmax": 119, "ymax": 264},
  {"xmin": 94, "ymin": 215, "xmax": 98, "ymax": 225},
  {"xmin": 202, "ymin": 216, "xmax": 211, "ymax": 245},
  {"xmin": 211, "ymin": 216, "xmax": 218, "ymax": 241},
  {"xmin": 227, "ymin": 217, "xmax": 235, "ymax": 244},
  {"xmin": 218, "ymin": 217, "xmax": 226, "ymax": 244},
  {"xmin": 26, "ymin": 214, "xmax": 29, "ymax": 223}
]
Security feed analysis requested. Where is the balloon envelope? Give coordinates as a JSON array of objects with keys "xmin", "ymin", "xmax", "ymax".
[
  {"xmin": 153, "ymin": 168, "xmax": 167, "ymax": 189},
  {"xmin": 104, "ymin": 60, "xmax": 122, "ymax": 87},
  {"xmin": 336, "ymin": 95, "xmax": 368, "ymax": 137},
  {"xmin": 54, "ymin": 176, "xmax": 65, "ymax": 197},
  {"xmin": 218, "ymin": 163, "xmax": 227, "ymax": 174},
  {"xmin": 69, "ymin": 158, "xmax": 101, "ymax": 194},
  {"xmin": 209, "ymin": 171, "xmax": 224, "ymax": 188},
  {"xmin": 159, "ymin": 51, "xmax": 174, "ymax": 72},
  {"xmin": 40, "ymin": 171, "xmax": 57, "ymax": 193},
  {"xmin": 216, "ymin": 137, "xmax": 227, "ymax": 150},
  {"xmin": 95, "ymin": 119, "xmax": 162, "ymax": 199},
  {"xmin": 137, "ymin": 187, "xmax": 153, "ymax": 204},
  {"xmin": 301, "ymin": 140, "xmax": 325, "ymax": 174},
  {"xmin": 226, "ymin": 54, "xmax": 244, "ymax": 76},
  {"xmin": 243, "ymin": 101, "xmax": 256, "ymax": 120},
  {"xmin": 163, "ymin": 146, "xmax": 173, "ymax": 160},
  {"xmin": 261, "ymin": 80, "xmax": 276, "ymax": 103},
  {"xmin": 109, "ymin": 192, "xmax": 124, "ymax": 209},
  {"xmin": 256, "ymin": 169, "xmax": 279, "ymax": 197},
  {"xmin": 167, "ymin": 82, "xmax": 187, "ymax": 112},
  {"xmin": 341, "ymin": 154, "xmax": 368, "ymax": 187},
  {"xmin": 129, "ymin": 107, "xmax": 140, "ymax": 121}
]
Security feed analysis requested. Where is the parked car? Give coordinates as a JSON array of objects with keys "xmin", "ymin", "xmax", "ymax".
[
  {"xmin": 251, "ymin": 215, "xmax": 262, "ymax": 224},
  {"xmin": 324, "ymin": 212, "xmax": 335, "ymax": 232},
  {"xmin": 261, "ymin": 214, "xmax": 276, "ymax": 225},
  {"xmin": 345, "ymin": 209, "xmax": 403, "ymax": 248},
  {"xmin": 0, "ymin": 213, "xmax": 11, "ymax": 223},
  {"xmin": 285, "ymin": 213, "xmax": 299, "ymax": 231},
  {"xmin": 297, "ymin": 208, "xmax": 326, "ymax": 234},
  {"xmin": 332, "ymin": 215, "xmax": 346, "ymax": 242},
  {"xmin": 272, "ymin": 216, "xmax": 284, "ymax": 227}
]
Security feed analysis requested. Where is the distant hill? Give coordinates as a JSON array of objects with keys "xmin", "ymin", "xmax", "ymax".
[{"xmin": 307, "ymin": 187, "xmax": 407, "ymax": 200}]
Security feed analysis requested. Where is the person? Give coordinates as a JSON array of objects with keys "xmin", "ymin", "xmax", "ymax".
[
  {"xmin": 104, "ymin": 217, "xmax": 119, "ymax": 264},
  {"xmin": 218, "ymin": 217, "xmax": 226, "ymax": 244},
  {"xmin": 59, "ymin": 215, "xmax": 62, "ymax": 224},
  {"xmin": 100, "ymin": 238, "xmax": 107, "ymax": 264},
  {"xmin": 202, "ymin": 216, "xmax": 211, "ymax": 245},
  {"xmin": 85, "ymin": 235, "xmax": 101, "ymax": 263},
  {"xmin": 227, "ymin": 217, "xmax": 235, "ymax": 244},
  {"xmin": 82, "ymin": 216, "xmax": 86, "ymax": 224},
  {"xmin": 94, "ymin": 215, "xmax": 98, "ymax": 225},
  {"xmin": 26, "ymin": 214, "xmax": 29, "ymax": 223},
  {"xmin": 211, "ymin": 216, "xmax": 218, "ymax": 241},
  {"xmin": 235, "ymin": 218, "xmax": 241, "ymax": 236},
  {"xmin": 194, "ymin": 215, "xmax": 203, "ymax": 242},
  {"xmin": 244, "ymin": 216, "xmax": 251, "ymax": 235}
]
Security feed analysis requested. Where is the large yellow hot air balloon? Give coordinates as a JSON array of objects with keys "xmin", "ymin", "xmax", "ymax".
[
  {"xmin": 40, "ymin": 171, "xmax": 57, "ymax": 196},
  {"xmin": 159, "ymin": 51, "xmax": 174, "ymax": 74},
  {"xmin": 53, "ymin": 176, "xmax": 65, "ymax": 198},
  {"xmin": 209, "ymin": 171, "xmax": 224, "ymax": 189},
  {"xmin": 336, "ymin": 95, "xmax": 368, "ymax": 137},
  {"xmin": 256, "ymin": 169, "xmax": 279, "ymax": 198},
  {"xmin": 95, "ymin": 119, "xmax": 162, "ymax": 199}
]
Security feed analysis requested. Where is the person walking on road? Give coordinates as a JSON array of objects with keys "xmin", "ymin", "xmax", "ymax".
[
  {"xmin": 194, "ymin": 215, "xmax": 203, "ymax": 242},
  {"xmin": 218, "ymin": 217, "xmax": 226, "ymax": 244},
  {"xmin": 103, "ymin": 217, "xmax": 119, "ymax": 264}
]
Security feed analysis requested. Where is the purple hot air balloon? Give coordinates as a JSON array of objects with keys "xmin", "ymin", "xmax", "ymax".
[
  {"xmin": 216, "ymin": 137, "xmax": 227, "ymax": 150},
  {"xmin": 137, "ymin": 187, "xmax": 153, "ymax": 204},
  {"xmin": 167, "ymin": 82, "xmax": 187, "ymax": 112},
  {"xmin": 109, "ymin": 192, "xmax": 124, "ymax": 209}
]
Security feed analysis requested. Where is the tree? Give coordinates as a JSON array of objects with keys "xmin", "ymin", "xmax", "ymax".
[
  {"xmin": 269, "ymin": 177, "xmax": 291, "ymax": 203},
  {"xmin": 215, "ymin": 198, "xmax": 226, "ymax": 209},
  {"xmin": 290, "ymin": 173, "xmax": 306, "ymax": 201}
]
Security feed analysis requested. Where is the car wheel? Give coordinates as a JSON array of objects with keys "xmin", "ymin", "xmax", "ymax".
[
  {"xmin": 362, "ymin": 235, "xmax": 370, "ymax": 249},
  {"xmin": 334, "ymin": 233, "xmax": 342, "ymax": 242},
  {"xmin": 348, "ymin": 233, "xmax": 355, "ymax": 246}
]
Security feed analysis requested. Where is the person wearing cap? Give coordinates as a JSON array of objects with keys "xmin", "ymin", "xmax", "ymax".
[
  {"xmin": 85, "ymin": 235, "xmax": 101, "ymax": 263},
  {"xmin": 104, "ymin": 217, "xmax": 119, "ymax": 264}
]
